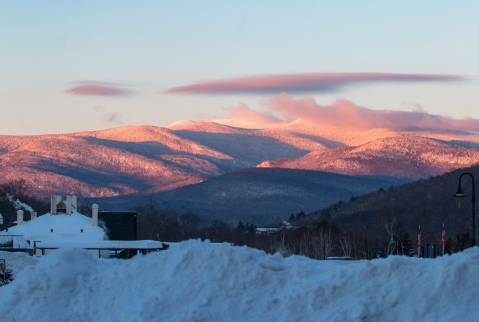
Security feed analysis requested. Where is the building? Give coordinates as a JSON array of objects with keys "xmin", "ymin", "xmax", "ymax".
[{"xmin": 0, "ymin": 195, "xmax": 165, "ymax": 258}]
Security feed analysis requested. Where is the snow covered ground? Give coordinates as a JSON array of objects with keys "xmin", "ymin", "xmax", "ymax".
[
  {"xmin": 0, "ymin": 251, "xmax": 38, "ymax": 277},
  {"xmin": 0, "ymin": 240, "xmax": 477, "ymax": 322}
]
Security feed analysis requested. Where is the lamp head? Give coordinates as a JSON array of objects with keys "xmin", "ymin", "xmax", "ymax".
[{"xmin": 454, "ymin": 187, "xmax": 466, "ymax": 205}]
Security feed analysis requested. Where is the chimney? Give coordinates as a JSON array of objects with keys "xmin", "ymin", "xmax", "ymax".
[
  {"xmin": 31, "ymin": 211, "xmax": 37, "ymax": 220},
  {"xmin": 17, "ymin": 210, "xmax": 24, "ymax": 226},
  {"xmin": 51, "ymin": 195, "xmax": 61, "ymax": 215},
  {"xmin": 66, "ymin": 195, "xmax": 72, "ymax": 215},
  {"xmin": 51, "ymin": 195, "xmax": 57, "ymax": 214},
  {"xmin": 71, "ymin": 195, "xmax": 78, "ymax": 210},
  {"xmin": 92, "ymin": 204, "xmax": 99, "ymax": 226}
]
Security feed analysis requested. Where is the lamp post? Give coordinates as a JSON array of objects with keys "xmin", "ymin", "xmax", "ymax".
[{"xmin": 454, "ymin": 172, "xmax": 476, "ymax": 247}]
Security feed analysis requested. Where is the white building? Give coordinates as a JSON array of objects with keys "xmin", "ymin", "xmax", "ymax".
[
  {"xmin": 1, "ymin": 195, "xmax": 105, "ymax": 243},
  {"xmin": 0, "ymin": 195, "xmax": 164, "ymax": 258}
]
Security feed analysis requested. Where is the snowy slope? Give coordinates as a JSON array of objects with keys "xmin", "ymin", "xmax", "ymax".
[
  {"xmin": 258, "ymin": 135, "xmax": 479, "ymax": 179},
  {"xmin": 0, "ymin": 240, "xmax": 477, "ymax": 321},
  {"xmin": 4, "ymin": 121, "xmax": 479, "ymax": 198}
]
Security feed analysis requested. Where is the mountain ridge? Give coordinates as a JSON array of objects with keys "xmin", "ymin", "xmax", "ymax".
[{"xmin": 2, "ymin": 121, "xmax": 479, "ymax": 197}]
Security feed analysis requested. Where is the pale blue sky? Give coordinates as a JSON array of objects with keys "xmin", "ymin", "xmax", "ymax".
[{"xmin": 1, "ymin": 1, "xmax": 478, "ymax": 134}]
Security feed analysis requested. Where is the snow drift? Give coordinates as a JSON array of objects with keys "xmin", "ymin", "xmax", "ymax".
[
  {"xmin": 0, "ymin": 240, "xmax": 477, "ymax": 322},
  {"xmin": 0, "ymin": 251, "xmax": 38, "ymax": 276}
]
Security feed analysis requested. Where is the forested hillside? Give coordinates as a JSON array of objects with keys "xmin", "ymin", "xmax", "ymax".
[
  {"xmin": 297, "ymin": 164, "xmax": 479, "ymax": 250},
  {"xmin": 88, "ymin": 168, "xmax": 409, "ymax": 224}
]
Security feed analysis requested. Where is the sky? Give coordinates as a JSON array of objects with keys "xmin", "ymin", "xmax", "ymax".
[{"xmin": 1, "ymin": 1, "xmax": 478, "ymax": 135}]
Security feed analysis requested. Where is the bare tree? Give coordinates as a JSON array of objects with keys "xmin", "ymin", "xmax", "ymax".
[
  {"xmin": 338, "ymin": 230, "xmax": 354, "ymax": 257},
  {"xmin": 179, "ymin": 211, "xmax": 200, "ymax": 238},
  {"xmin": 384, "ymin": 216, "xmax": 397, "ymax": 255},
  {"xmin": 0, "ymin": 179, "xmax": 30, "ymax": 198}
]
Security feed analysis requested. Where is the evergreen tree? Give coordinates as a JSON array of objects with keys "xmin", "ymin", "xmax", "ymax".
[
  {"xmin": 236, "ymin": 221, "xmax": 246, "ymax": 231},
  {"xmin": 457, "ymin": 232, "xmax": 471, "ymax": 251},
  {"xmin": 395, "ymin": 229, "xmax": 414, "ymax": 256},
  {"xmin": 246, "ymin": 222, "xmax": 257, "ymax": 233}
]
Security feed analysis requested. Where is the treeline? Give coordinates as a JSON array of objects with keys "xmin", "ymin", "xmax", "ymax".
[
  {"xmin": 135, "ymin": 202, "xmax": 476, "ymax": 260},
  {"xmin": 0, "ymin": 179, "xmax": 50, "ymax": 230},
  {"xmin": 1, "ymin": 177, "xmax": 475, "ymax": 260},
  {"xmin": 295, "ymin": 164, "xmax": 479, "ymax": 253}
]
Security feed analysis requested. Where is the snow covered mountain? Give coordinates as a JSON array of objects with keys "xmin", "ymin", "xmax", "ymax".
[
  {"xmin": 1, "ymin": 120, "xmax": 479, "ymax": 197},
  {"xmin": 257, "ymin": 135, "xmax": 479, "ymax": 179}
]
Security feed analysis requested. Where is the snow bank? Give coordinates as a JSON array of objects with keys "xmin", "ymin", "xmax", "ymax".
[
  {"xmin": 0, "ymin": 251, "xmax": 38, "ymax": 276},
  {"xmin": 0, "ymin": 240, "xmax": 478, "ymax": 322}
]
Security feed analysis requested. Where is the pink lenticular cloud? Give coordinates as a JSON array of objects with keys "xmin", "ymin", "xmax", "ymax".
[
  {"xmin": 71, "ymin": 81, "xmax": 127, "ymax": 86},
  {"xmin": 223, "ymin": 93, "xmax": 479, "ymax": 132},
  {"xmin": 65, "ymin": 81, "xmax": 132, "ymax": 97},
  {"xmin": 224, "ymin": 103, "xmax": 283, "ymax": 126},
  {"xmin": 166, "ymin": 73, "xmax": 465, "ymax": 95}
]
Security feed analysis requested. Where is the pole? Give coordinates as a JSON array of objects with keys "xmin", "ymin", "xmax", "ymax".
[
  {"xmin": 457, "ymin": 173, "xmax": 476, "ymax": 247},
  {"xmin": 473, "ymin": 193, "xmax": 476, "ymax": 247},
  {"xmin": 418, "ymin": 224, "xmax": 421, "ymax": 258},
  {"xmin": 442, "ymin": 223, "xmax": 445, "ymax": 256},
  {"xmin": 0, "ymin": 259, "xmax": 5, "ymax": 285}
]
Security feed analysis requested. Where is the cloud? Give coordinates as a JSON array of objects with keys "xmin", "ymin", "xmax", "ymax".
[
  {"xmin": 222, "ymin": 103, "xmax": 283, "ymax": 126},
  {"xmin": 66, "ymin": 81, "xmax": 132, "ymax": 97},
  {"xmin": 165, "ymin": 72, "xmax": 465, "ymax": 95},
  {"xmin": 93, "ymin": 105, "xmax": 105, "ymax": 113},
  {"xmin": 102, "ymin": 112, "xmax": 122, "ymax": 124},
  {"xmin": 71, "ymin": 81, "xmax": 127, "ymax": 86},
  {"xmin": 92, "ymin": 106, "xmax": 123, "ymax": 125},
  {"xmin": 221, "ymin": 93, "xmax": 479, "ymax": 132}
]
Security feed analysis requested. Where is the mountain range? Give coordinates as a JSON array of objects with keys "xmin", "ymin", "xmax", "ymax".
[
  {"xmin": 258, "ymin": 135, "xmax": 479, "ymax": 178},
  {"xmin": 89, "ymin": 168, "xmax": 410, "ymax": 224},
  {"xmin": 1, "ymin": 120, "xmax": 479, "ymax": 222}
]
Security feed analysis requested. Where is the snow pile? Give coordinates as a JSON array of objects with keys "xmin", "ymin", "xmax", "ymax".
[
  {"xmin": 0, "ymin": 240, "xmax": 478, "ymax": 321},
  {"xmin": 0, "ymin": 251, "xmax": 38, "ymax": 276}
]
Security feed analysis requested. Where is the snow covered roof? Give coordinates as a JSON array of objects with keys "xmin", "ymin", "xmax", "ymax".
[
  {"xmin": 36, "ymin": 240, "xmax": 164, "ymax": 250},
  {"xmin": 0, "ymin": 235, "xmax": 31, "ymax": 249},
  {"xmin": 0, "ymin": 210, "xmax": 105, "ymax": 242}
]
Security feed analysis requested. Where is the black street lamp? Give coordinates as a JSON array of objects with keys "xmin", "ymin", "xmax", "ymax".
[{"xmin": 454, "ymin": 172, "xmax": 476, "ymax": 247}]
